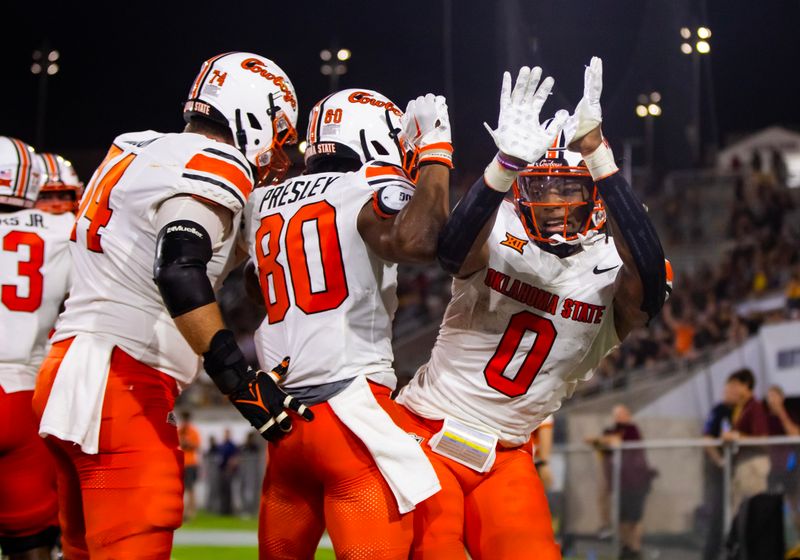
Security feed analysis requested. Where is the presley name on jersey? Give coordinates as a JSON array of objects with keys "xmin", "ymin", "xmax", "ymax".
[
  {"xmin": 54, "ymin": 130, "xmax": 252, "ymax": 386},
  {"xmin": 396, "ymin": 200, "xmax": 622, "ymax": 446},
  {"xmin": 246, "ymin": 161, "xmax": 415, "ymax": 393},
  {"xmin": 0, "ymin": 208, "xmax": 73, "ymax": 393}
]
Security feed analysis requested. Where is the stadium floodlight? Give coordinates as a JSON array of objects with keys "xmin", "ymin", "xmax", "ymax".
[
  {"xmin": 320, "ymin": 49, "xmax": 332, "ymax": 61},
  {"xmin": 697, "ymin": 27, "xmax": 711, "ymax": 39},
  {"xmin": 320, "ymin": 64, "xmax": 333, "ymax": 76},
  {"xmin": 680, "ymin": 27, "xmax": 691, "ymax": 39},
  {"xmin": 647, "ymin": 103, "xmax": 662, "ymax": 117},
  {"xmin": 31, "ymin": 63, "xmax": 42, "ymax": 75},
  {"xmin": 650, "ymin": 91, "xmax": 661, "ymax": 103},
  {"xmin": 298, "ymin": 140, "xmax": 307, "ymax": 154},
  {"xmin": 48, "ymin": 50, "xmax": 60, "ymax": 62},
  {"xmin": 635, "ymin": 104, "xmax": 648, "ymax": 118},
  {"xmin": 47, "ymin": 63, "xmax": 59, "ymax": 75},
  {"xmin": 337, "ymin": 48, "xmax": 351, "ymax": 61},
  {"xmin": 681, "ymin": 42, "xmax": 693, "ymax": 55},
  {"xmin": 696, "ymin": 40, "xmax": 711, "ymax": 54}
]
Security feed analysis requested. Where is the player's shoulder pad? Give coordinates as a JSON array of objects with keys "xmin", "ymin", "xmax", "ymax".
[
  {"xmin": 359, "ymin": 160, "xmax": 415, "ymax": 191},
  {"xmin": 179, "ymin": 135, "xmax": 254, "ymax": 212},
  {"xmin": 113, "ymin": 130, "xmax": 165, "ymax": 152}
]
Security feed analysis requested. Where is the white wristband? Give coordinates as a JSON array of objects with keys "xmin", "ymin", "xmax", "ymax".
[
  {"xmin": 483, "ymin": 155, "xmax": 519, "ymax": 193},
  {"xmin": 583, "ymin": 142, "xmax": 619, "ymax": 181}
]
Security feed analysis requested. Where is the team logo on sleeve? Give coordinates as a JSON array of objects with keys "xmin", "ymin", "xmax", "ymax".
[{"xmin": 500, "ymin": 232, "xmax": 528, "ymax": 255}]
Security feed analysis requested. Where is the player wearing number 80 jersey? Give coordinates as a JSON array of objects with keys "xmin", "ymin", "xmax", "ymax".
[
  {"xmin": 0, "ymin": 137, "xmax": 69, "ymax": 559},
  {"xmin": 246, "ymin": 88, "xmax": 452, "ymax": 559}
]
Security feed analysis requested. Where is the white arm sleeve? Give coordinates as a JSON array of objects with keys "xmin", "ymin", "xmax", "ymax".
[{"xmin": 155, "ymin": 195, "xmax": 232, "ymax": 248}]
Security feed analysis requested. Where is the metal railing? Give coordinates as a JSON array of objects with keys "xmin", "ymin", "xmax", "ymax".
[{"xmin": 553, "ymin": 435, "xmax": 800, "ymax": 559}]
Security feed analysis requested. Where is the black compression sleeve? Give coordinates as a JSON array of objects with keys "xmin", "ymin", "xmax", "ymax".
[
  {"xmin": 595, "ymin": 172, "xmax": 666, "ymax": 319},
  {"xmin": 437, "ymin": 176, "xmax": 506, "ymax": 275},
  {"xmin": 153, "ymin": 220, "xmax": 216, "ymax": 318}
]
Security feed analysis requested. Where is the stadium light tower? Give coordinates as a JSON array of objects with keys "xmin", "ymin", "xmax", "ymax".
[
  {"xmin": 32, "ymin": 45, "xmax": 60, "ymax": 148},
  {"xmin": 680, "ymin": 26, "xmax": 711, "ymax": 164},
  {"xmin": 320, "ymin": 47, "xmax": 350, "ymax": 92},
  {"xmin": 636, "ymin": 92, "xmax": 662, "ymax": 176}
]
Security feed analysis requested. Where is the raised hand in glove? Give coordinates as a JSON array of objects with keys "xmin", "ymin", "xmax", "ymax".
[
  {"xmin": 566, "ymin": 56, "xmax": 604, "ymax": 152},
  {"xmin": 401, "ymin": 93, "xmax": 454, "ymax": 168},
  {"xmin": 203, "ymin": 329, "xmax": 313, "ymax": 441},
  {"xmin": 483, "ymin": 66, "xmax": 569, "ymax": 166}
]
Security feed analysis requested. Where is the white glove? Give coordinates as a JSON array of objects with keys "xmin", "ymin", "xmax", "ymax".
[
  {"xmin": 401, "ymin": 93, "xmax": 453, "ymax": 168},
  {"xmin": 567, "ymin": 56, "xmax": 603, "ymax": 147},
  {"xmin": 482, "ymin": 66, "xmax": 568, "ymax": 191}
]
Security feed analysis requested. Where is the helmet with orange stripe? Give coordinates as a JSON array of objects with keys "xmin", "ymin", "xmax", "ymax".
[
  {"xmin": 513, "ymin": 120, "xmax": 606, "ymax": 256},
  {"xmin": 0, "ymin": 137, "xmax": 46, "ymax": 211},
  {"xmin": 183, "ymin": 52, "xmax": 299, "ymax": 186},
  {"xmin": 304, "ymin": 89, "xmax": 417, "ymax": 178},
  {"xmin": 35, "ymin": 153, "xmax": 83, "ymax": 214}
]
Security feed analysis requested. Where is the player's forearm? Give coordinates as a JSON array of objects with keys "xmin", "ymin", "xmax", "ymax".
[
  {"xmin": 437, "ymin": 154, "xmax": 517, "ymax": 275},
  {"xmin": 390, "ymin": 164, "xmax": 450, "ymax": 262},
  {"xmin": 173, "ymin": 302, "xmax": 226, "ymax": 355}
]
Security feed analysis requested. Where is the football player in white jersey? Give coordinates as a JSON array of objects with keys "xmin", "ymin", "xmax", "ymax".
[
  {"xmin": 30, "ymin": 53, "xmax": 312, "ymax": 560},
  {"xmin": 394, "ymin": 58, "xmax": 670, "ymax": 559},
  {"xmin": 35, "ymin": 152, "xmax": 83, "ymax": 216},
  {"xmin": 245, "ymin": 89, "xmax": 452, "ymax": 559},
  {"xmin": 0, "ymin": 138, "xmax": 71, "ymax": 560}
]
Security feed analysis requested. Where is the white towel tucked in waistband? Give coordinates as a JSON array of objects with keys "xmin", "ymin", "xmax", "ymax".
[
  {"xmin": 39, "ymin": 334, "xmax": 115, "ymax": 455},
  {"xmin": 328, "ymin": 375, "xmax": 441, "ymax": 514}
]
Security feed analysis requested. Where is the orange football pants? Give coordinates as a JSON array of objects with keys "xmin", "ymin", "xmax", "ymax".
[
  {"xmin": 32, "ymin": 338, "xmax": 184, "ymax": 560},
  {"xmin": 259, "ymin": 382, "xmax": 413, "ymax": 560},
  {"xmin": 393, "ymin": 405, "xmax": 561, "ymax": 560},
  {"xmin": 0, "ymin": 388, "xmax": 59, "ymax": 541}
]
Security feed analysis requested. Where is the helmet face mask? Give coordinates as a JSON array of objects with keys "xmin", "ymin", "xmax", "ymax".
[
  {"xmin": 512, "ymin": 122, "xmax": 606, "ymax": 251},
  {"xmin": 183, "ymin": 52, "xmax": 299, "ymax": 185}
]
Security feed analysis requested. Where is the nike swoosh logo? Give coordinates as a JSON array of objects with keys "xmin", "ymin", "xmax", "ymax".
[{"xmin": 593, "ymin": 265, "xmax": 620, "ymax": 274}]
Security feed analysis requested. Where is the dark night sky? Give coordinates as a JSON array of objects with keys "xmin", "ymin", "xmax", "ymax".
[{"xmin": 2, "ymin": 0, "xmax": 799, "ymax": 179}]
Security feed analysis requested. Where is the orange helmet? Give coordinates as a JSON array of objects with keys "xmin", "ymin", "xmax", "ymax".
[
  {"xmin": 513, "ymin": 125, "xmax": 605, "ymax": 248},
  {"xmin": 36, "ymin": 153, "xmax": 83, "ymax": 214}
]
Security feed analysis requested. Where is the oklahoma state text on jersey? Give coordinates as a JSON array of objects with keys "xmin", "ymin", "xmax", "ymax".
[{"xmin": 397, "ymin": 201, "xmax": 622, "ymax": 446}]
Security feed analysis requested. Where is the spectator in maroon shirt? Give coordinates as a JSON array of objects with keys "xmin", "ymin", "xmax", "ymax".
[
  {"xmin": 721, "ymin": 368, "xmax": 771, "ymax": 512},
  {"xmin": 589, "ymin": 405, "xmax": 655, "ymax": 560}
]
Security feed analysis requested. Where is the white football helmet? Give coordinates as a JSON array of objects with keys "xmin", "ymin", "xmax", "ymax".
[
  {"xmin": 0, "ymin": 137, "xmax": 46, "ymax": 209},
  {"xmin": 36, "ymin": 153, "xmax": 84, "ymax": 214},
  {"xmin": 183, "ymin": 52, "xmax": 299, "ymax": 185},
  {"xmin": 305, "ymin": 88, "xmax": 417, "ymax": 175}
]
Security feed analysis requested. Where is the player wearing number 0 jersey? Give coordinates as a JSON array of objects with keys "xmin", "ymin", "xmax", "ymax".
[
  {"xmin": 246, "ymin": 89, "xmax": 452, "ymax": 560},
  {"xmin": 394, "ymin": 60, "xmax": 670, "ymax": 559},
  {"xmin": 0, "ymin": 137, "xmax": 70, "ymax": 560},
  {"xmin": 31, "ymin": 52, "xmax": 310, "ymax": 560}
]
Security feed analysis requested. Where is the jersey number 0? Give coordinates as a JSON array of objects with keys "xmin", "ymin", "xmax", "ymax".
[{"xmin": 255, "ymin": 200, "xmax": 348, "ymax": 324}]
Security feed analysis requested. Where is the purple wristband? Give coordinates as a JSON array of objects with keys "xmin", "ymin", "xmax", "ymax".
[{"xmin": 495, "ymin": 152, "xmax": 528, "ymax": 172}]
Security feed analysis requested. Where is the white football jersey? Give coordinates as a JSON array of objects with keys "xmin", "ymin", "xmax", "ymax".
[
  {"xmin": 245, "ymin": 161, "xmax": 416, "ymax": 390},
  {"xmin": 0, "ymin": 209, "xmax": 73, "ymax": 392},
  {"xmin": 54, "ymin": 131, "xmax": 252, "ymax": 385},
  {"xmin": 397, "ymin": 201, "xmax": 622, "ymax": 446}
]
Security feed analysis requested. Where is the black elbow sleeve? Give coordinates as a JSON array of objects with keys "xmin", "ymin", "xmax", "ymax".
[
  {"xmin": 596, "ymin": 173, "xmax": 666, "ymax": 320},
  {"xmin": 437, "ymin": 176, "xmax": 506, "ymax": 275},
  {"xmin": 153, "ymin": 220, "xmax": 216, "ymax": 318}
]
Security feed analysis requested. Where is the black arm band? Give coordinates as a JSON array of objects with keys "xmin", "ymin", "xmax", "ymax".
[
  {"xmin": 153, "ymin": 219, "xmax": 216, "ymax": 318},
  {"xmin": 203, "ymin": 329, "xmax": 249, "ymax": 395},
  {"xmin": 596, "ymin": 172, "xmax": 666, "ymax": 320},
  {"xmin": 437, "ymin": 176, "xmax": 506, "ymax": 275}
]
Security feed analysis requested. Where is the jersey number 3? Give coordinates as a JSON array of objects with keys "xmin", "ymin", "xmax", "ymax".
[
  {"xmin": 1, "ymin": 231, "xmax": 45, "ymax": 312},
  {"xmin": 255, "ymin": 201, "xmax": 348, "ymax": 324},
  {"xmin": 484, "ymin": 311, "xmax": 557, "ymax": 397}
]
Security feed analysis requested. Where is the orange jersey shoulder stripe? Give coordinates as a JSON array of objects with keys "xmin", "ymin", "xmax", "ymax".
[
  {"xmin": 365, "ymin": 164, "xmax": 406, "ymax": 180},
  {"xmin": 186, "ymin": 153, "xmax": 253, "ymax": 199}
]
